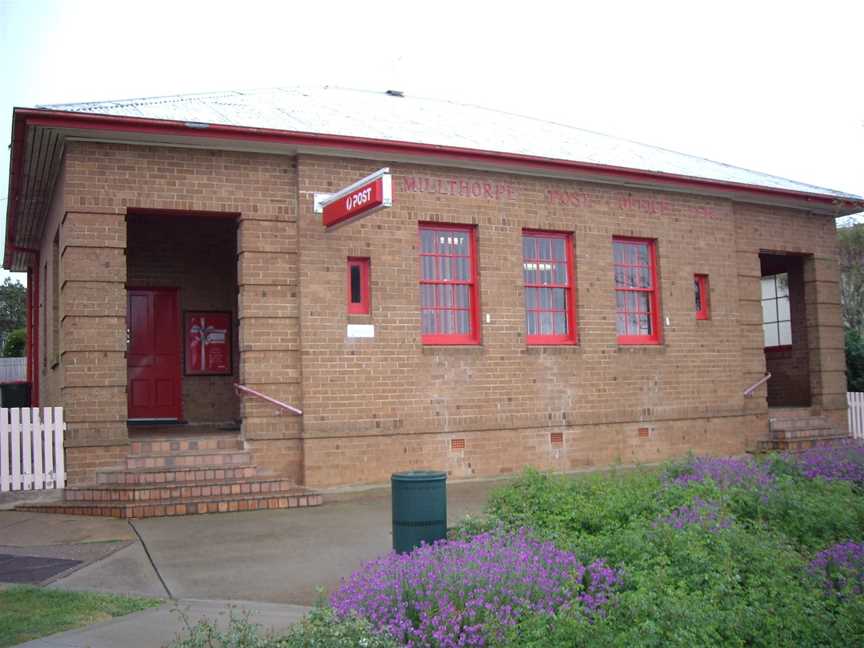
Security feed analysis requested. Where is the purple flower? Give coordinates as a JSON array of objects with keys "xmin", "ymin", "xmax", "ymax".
[
  {"xmin": 667, "ymin": 456, "xmax": 774, "ymax": 490},
  {"xmin": 330, "ymin": 528, "xmax": 621, "ymax": 647},
  {"xmin": 654, "ymin": 497, "xmax": 733, "ymax": 533},
  {"xmin": 808, "ymin": 541, "xmax": 864, "ymax": 599},
  {"xmin": 793, "ymin": 441, "xmax": 864, "ymax": 485}
]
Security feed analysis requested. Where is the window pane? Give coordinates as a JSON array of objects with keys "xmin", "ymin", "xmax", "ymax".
[
  {"xmin": 421, "ymin": 230, "xmax": 436, "ymax": 253},
  {"xmin": 627, "ymin": 313, "xmax": 639, "ymax": 335},
  {"xmin": 616, "ymin": 291, "xmax": 627, "ymax": 311},
  {"xmin": 552, "ymin": 288, "xmax": 566, "ymax": 310},
  {"xmin": 525, "ymin": 287, "xmax": 537, "ymax": 309},
  {"xmin": 421, "ymin": 256, "xmax": 436, "ymax": 280},
  {"xmin": 350, "ymin": 265, "xmax": 361, "ymax": 303},
  {"xmin": 638, "ymin": 267, "xmax": 651, "ymax": 288},
  {"xmin": 554, "ymin": 312, "xmax": 567, "ymax": 335},
  {"xmin": 613, "ymin": 241, "xmax": 626, "ymax": 265},
  {"xmin": 777, "ymin": 296, "xmax": 790, "ymax": 322},
  {"xmin": 455, "ymin": 285, "xmax": 469, "ymax": 308},
  {"xmin": 616, "ymin": 313, "xmax": 627, "ymax": 335},
  {"xmin": 779, "ymin": 321, "xmax": 792, "ymax": 346},
  {"xmin": 527, "ymin": 312, "xmax": 537, "ymax": 335},
  {"xmin": 638, "ymin": 314, "xmax": 651, "ymax": 335},
  {"xmin": 761, "ymin": 299, "xmax": 777, "ymax": 324},
  {"xmin": 421, "ymin": 285, "xmax": 435, "ymax": 307},
  {"xmin": 763, "ymin": 322, "xmax": 779, "ymax": 347},
  {"xmin": 554, "ymin": 262, "xmax": 567, "ymax": 284},
  {"xmin": 540, "ymin": 312, "xmax": 553, "ymax": 335},
  {"xmin": 456, "ymin": 258, "xmax": 469, "ymax": 281},
  {"xmin": 694, "ymin": 279, "xmax": 702, "ymax": 311},
  {"xmin": 457, "ymin": 310, "xmax": 470, "ymax": 334},
  {"xmin": 761, "ymin": 276, "xmax": 776, "ymax": 300},
  {"xmin": 614, "ymin": 268, "xmax": 626, "ymax": 288},
  {"xmin": 539, "ymin": 238, "xmax": 552, "ymax": 260},
  {"xmin": 776, "ymin": 273, "xmax": 789, "ymax": 297},
  {"xmin": 552, "ymin": 238, "xmax": 566, "ymax": 261},
  {"xmin": 422, "ymin": 310, "xmax": 435, "ymax": 334},
  {"xmin": 636, "ymin": 243, "xmax": 649, "ymax": 266},
  {"xmin": 523, "ymin": 236, "xmax": 534, "ymax": 260},
  {"xmin": 539, "ymin": 288, "xmax": 551, "ymax": 309}
]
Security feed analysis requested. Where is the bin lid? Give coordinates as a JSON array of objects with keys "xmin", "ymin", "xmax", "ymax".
[{"xmin": 391, "ymin": 470, "xmax": 447, "ymax": 482}]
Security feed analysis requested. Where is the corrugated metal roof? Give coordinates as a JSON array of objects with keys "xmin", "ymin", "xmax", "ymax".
[{"xmin": 40, "ymin": 86, "xmax": 861, "ymax": 200}]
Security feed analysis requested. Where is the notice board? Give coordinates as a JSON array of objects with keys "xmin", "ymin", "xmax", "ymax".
[{"xmin": 185, "ymin": 311, "xmax": 232, "ymax": 375}]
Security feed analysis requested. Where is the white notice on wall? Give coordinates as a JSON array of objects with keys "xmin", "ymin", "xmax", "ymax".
[{"xmin": 347, "ymin": 324, "xmax": 375, "ymax": 338}]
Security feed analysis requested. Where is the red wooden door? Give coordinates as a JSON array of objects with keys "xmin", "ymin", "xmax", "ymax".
[{"xmin": 127, "ymin": 288, "xmax": 182, "ymax": 420}]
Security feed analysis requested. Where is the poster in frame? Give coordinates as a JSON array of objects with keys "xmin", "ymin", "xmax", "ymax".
[{"xmin": 184, "ymin": 311, "xmax": 233, "ymax": 376}]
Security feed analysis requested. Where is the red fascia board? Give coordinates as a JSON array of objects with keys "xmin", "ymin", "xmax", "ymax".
[
  {"xmin": 3, "ymin": 115, "xmax": 28, "ymax": 269},
  {"xmin": 16, "ymin": 108, "xmax": 863, "ymax": 208}
]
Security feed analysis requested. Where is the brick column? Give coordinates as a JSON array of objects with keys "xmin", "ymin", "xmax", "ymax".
[
  {"xmin": 237, "ymin": 168, "xmax": 303, "ymax": 483},
  {"xmin": 60, "ymin": 210, "xmax": 129, "ymax": 485},
  {"xmin": 804, "ymin": 255, "xmax": 848, "ymax": 429}
]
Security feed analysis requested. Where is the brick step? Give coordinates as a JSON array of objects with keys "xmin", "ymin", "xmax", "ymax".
[
  {"xmin": 97, "ymin": 464, "xmax": 259, "ymax": 486},
  {"xmin": 767, "ymin": 407, "xmax": 815, "ymax": 419},
  {"xmin": 65, "ymin": 477, "xmax": 296, "ymax": 503},
  {"xmin": 757, "ymin": 435, "xmax": 852, "ymax": 453},
  {"xmin": 769, "ymin": 417, "xmax": 835, "ymax": 432},
  {"xmin": 771, "ymin": 426, "xmax": 843, "ymax": 440},
  {"xmin": 126, "ymin": 450, "xmax": 251, "ymax": 470},
  {"xmin": 130, "ymin": 436, "xmax": 243, "ymax": 455},
  {"xmin": 17, "ymin": 489, "xmax": 323, "ymax": 519}
]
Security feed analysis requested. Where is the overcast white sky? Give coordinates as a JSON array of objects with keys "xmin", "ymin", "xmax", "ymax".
[{"xmin": 1, "ymin": 0, "xmax": 862, "ymax": 284}]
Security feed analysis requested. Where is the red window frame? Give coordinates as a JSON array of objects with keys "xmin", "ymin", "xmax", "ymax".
[
  {"xmin": 522, "ymin": 230, "xmax": 578, "ymax": 345},
  {"xmin": 419, "ymin": 223, "xmax": 480, "ymax": 345},
  {"xmin": 613, "ymin": 236, "xmax": 661, "ymax": 345},
  {"xmin": 347, "ymin": 257, "xmax": 370, "ymax": 315},
  {"xmin": 694, "ymin": 274, "xmax": 710, "ymax": 320}
]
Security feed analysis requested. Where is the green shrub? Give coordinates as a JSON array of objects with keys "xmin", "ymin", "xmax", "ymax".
[{"xmin": 169, "ymin": 606, "xmax": 397, "ymax": 648}]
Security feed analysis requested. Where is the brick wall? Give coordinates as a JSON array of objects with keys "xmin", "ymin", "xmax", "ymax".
[
  {"xmin": 47, "ymin": 142, "xmax": 845, "ymax": 488},
  {"xmin": 57, "ymin": 142, "xmax": 301, "ymax": 484},
  {"xmin": 127, "ymin": 214, "xmax": 239, "ymax": 422}
]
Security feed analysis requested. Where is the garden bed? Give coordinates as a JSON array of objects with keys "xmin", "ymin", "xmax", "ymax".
[{"xmin": 174, "ymin": 443, "xmax": 864, "ymax": 647}]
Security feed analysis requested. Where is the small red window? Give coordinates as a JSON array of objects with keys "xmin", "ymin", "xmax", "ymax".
[
  {"xmin": 419, "ymin": 223, "xmax": 480, "ymax": 345},
  {"xmin": 347, "ymin": 257, "xmax": 370, "ymax": 314},
  {"xmin": 522, "ymin": 230, "xmax": 577, "ymax": 344},
  {"xmin": 694, "ymin": 274, "xmax": 709, "ymax": 320},
  {"xmin": 613, "ymin": 237, "xmax": 661, "ymax": 345}
]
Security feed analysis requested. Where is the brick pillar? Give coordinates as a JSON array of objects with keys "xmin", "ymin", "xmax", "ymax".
[
  {"xmin": 236, "ymin": 171, "xmax": 303, "ymax": 483},
  {"xmin": 60, "ymin": 210, "xmax": 129, "ymax": 485},
  {"xmin": 735, "ymin": 249, "xmax": 769, "ymax": 412},
  {"xmin": 804, "ymin": 255, "xmax": 848, "ymax": 430}
]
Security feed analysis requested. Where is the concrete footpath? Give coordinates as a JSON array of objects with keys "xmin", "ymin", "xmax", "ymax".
[{"xmin": 1, "ymin": 478, "xmax": 504, "ymax": 647}]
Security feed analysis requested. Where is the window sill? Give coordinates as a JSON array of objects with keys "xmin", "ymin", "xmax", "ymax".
[
  {"xmin": 524, "ymin": 345, "xmax": 581, "ymax": 354},
  {"xmin": 422, "ymin": 345, "xmax": 484, "ymax": 355},
  {"xmin": 764, "ymin": 345, "xmax": 793, "ymax": 352}
]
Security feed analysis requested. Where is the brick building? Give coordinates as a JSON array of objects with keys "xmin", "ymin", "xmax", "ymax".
[{"xmin": 4, "ymin": 87, "xmax": 863, "ymax": 516}]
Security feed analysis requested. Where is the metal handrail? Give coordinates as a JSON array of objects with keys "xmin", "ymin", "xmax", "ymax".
[
  {"xmin": 743, "ymin": 373, "xmax": 772, "ymax": 398},
  {"xmin": 234, "ymin": 383, "xmax": 303, "ymax": 416}
]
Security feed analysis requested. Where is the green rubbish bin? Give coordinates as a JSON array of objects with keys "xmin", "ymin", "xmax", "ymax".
[
  {"xmin": 391, "ymin": 470, "xmax": 447, "ymax": 554},
  {"xmin": 0, "ymin": 382, "xmax": 31, "ymax": 408}
]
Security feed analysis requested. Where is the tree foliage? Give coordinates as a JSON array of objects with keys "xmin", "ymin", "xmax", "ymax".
[
  {"xmin": 2, "ymin": 328, "xmax": 25, "ymax": 357},
  {"xmin": 838, "ymin": 221, "xmax": 864, "ymax": 334},
  {"xmin": 0, "ymin": 277, "xmax": 26, "ymax": 342}
]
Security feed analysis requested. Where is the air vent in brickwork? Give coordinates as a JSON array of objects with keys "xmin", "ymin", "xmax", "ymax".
[
  {"xmin": 450, "ymin": 438, "xmax": 466, "ymax": 451},
  {"xmin": 550, "ymin": 432, "xmax": 564, "ymax": 446}
]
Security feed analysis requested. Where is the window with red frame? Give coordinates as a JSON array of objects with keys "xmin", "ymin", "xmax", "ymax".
[
  {"xmin": 613, "ymin": 237, "xmax": 660, "ymax": 344},
  {"xmin": 694, "ymin": 274, "xmax": 710, "ymax": 320},
  {"xmin": 347, "ymin": 257, "xmax": 370, "ymax": 314},
  {"xmin": 419, "ymin": 224, "xmax": 479, "ymax": 344},
  {"xmin": 522, "ymin": 230, "xmax": 577, "ymax": 344}
]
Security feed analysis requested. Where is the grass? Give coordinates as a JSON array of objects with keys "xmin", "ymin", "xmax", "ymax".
[{"xmin": 0, "ymin": 585, "xmax": 162, "ymax": 647}]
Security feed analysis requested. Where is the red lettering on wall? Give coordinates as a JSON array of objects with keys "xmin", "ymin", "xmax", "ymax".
[{"xmin": 400, "ymin": 176, "xmax": 517, "ymax": 200}]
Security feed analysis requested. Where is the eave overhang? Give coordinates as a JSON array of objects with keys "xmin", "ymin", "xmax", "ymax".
[{"xmin": 6, "ymin": 107, "xmax": 863, "ymax": 270}]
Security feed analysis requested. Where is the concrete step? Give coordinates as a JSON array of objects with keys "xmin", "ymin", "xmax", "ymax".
[
  {"xmin": 767, "ymin": 407, "xmax": 815, "ymax": 419},
  {"xmin": 17, "ymin": 489, "xmax": 324, "ymax": 519},
  {"xmin": 126, "ymin": 450, "xmax": 251, "ymax": 470},
  {"xmin": 130, "ymin": 436, "xmax": 243, "ymax": 455},
  {"xmin": 96, "ymin": 464, "xmax": 259, "ymax": 486},
  {"xmin": 757, "ymin": 435, "xmax": 852, "ymax": 453},
  {"xmin": 65, "ymin": 477, "xmax": 297, "ymax": 503},
  {"xmin": 771, "ymin": 426, "xmax": 842, "ymax": 441}
]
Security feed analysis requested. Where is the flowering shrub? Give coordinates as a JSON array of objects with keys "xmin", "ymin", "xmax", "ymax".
[
  {"xmin": 654, "ymin": 497, "xmax": 732, "ymax": 532},
  {"xmin": 330, "ymin": 528, "xmax": 620, "ymax": 647},
  {"xmin": 795, "ymin": 442, "xmax": 864, "ymax": 486},
  {"xmin": 808, "ymin": 541, "xmax": 864, "ymax": 599},
  {"xmin": 666, "ymin": 456, "xmax": 774, "ymax": 490}
]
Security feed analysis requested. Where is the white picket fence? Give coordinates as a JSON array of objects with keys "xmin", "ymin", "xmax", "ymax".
[
  {"xmin": 0, "ymin": 407, "xmax": 66, "ymax": 492},
  {"xmin": 850, "ymin": 393, "xmax": 864, "ymax": 440}
]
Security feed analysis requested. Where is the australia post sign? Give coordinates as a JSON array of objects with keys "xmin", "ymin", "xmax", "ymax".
[{"xmin": 314, "ymin": 168, "xmax": 393, "ymax": 230}]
